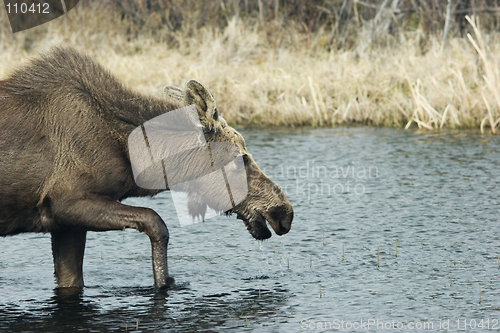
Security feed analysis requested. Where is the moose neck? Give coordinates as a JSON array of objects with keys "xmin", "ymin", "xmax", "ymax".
[{"xmin": 97, "ymin": 87, "xmax": 185, "ymax": 138}]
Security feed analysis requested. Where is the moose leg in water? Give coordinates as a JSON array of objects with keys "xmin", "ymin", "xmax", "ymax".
[
  {"xmin": 51, "ymin": 229, "xmax": 87, "ymax": 288},
  {"xmin": 50, "ymin": 193, "xmax": 172, "ymax": 290}
]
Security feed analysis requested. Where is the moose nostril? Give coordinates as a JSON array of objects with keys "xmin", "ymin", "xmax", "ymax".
[
  {"xmin": 267, "ymin": 205, "xmax": 287, "ymax": 223},
  {"xmin": 267, "ymin": 204, "xmax": 293, "ymax": 235},
  {"xmin": 278, "ymin": 223, "xmax": 290, "ymax": 234}
]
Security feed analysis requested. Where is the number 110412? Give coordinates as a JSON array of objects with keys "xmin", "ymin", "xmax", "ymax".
[{"xmin": 6, "ymin": 2, "xmax": 50, "ymax": 14}]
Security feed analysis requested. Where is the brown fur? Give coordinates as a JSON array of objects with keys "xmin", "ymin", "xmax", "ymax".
[{"xmin": 0, "ymin": 46, "xmax": 293, "ymax": 289}]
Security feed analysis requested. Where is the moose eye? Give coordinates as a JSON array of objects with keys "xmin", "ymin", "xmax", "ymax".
[{"xmin": 241, "ymin": 154, "xmax": 250, "ymax": 165}]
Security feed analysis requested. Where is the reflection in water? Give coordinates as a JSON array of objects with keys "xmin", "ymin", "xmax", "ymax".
[
  {"xmin": 0, "ymin": 288, "xmax": 98, "ymax": 333},
  {"xmin": 49, "ymin": 289, "xmax": 98, "ymax": 332},
  {"xmin": 0, "ymin": 285, "xmax": 289, "ymax": 332}
]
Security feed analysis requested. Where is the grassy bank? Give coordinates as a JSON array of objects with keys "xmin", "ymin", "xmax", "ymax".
[{"xmin": 1, "ymin": 5, "xmax": 500, "ymax": 131}]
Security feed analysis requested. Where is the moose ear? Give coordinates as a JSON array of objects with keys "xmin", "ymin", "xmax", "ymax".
[
  {"xmin": 185, "ymin": 79, "xmax": 218, "ymax": 120},
  {"xmin": 163, "ymin": 85, "xmax": 185, "ymax": 102}
]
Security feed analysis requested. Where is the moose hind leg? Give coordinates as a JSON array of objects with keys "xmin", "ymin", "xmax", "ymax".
[{"xmin": 51, "ymin": 229, "xmax": 87, "ymax": 288}]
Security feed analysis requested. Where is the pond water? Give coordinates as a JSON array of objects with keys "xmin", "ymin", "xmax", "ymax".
[{"xmin": 1, "ymin": 128, "xmax": 499, "ymax": 332}]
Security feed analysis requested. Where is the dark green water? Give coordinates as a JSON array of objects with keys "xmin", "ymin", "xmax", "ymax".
[{"xmin": 1, "ymin": 128, "xmax": 499, "ymax": 332}]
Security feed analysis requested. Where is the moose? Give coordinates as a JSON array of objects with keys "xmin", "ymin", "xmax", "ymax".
[{"xmin": 0, "ymin": 47, "xmax": 293, "ymax": 290}]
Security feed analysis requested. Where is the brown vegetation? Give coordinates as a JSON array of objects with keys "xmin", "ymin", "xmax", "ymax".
[{"xmin": 2, "ymin": 1, "xmax": 500, "ymax": 130}]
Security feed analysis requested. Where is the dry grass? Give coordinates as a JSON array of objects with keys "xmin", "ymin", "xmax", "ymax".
[{"xmin": 1, "ymin": 7, "xmax": 500, "ymax": 131}]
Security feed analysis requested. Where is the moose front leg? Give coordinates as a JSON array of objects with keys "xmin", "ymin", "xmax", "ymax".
[{"xmin": 51, "ymin": 193, "xmax": 173, "ymax": 289}]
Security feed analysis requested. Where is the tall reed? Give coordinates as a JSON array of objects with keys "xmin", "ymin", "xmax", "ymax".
[{"xmin": 1, "ymin": 6, "xmax": 500, "ymax": 130}]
